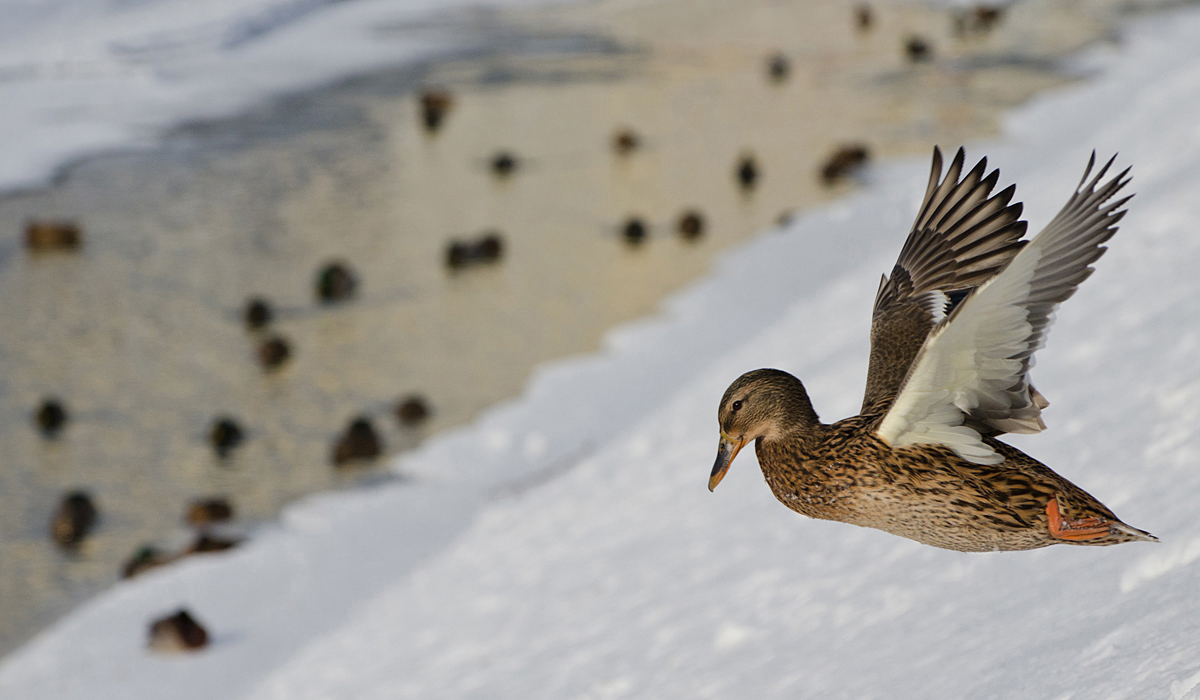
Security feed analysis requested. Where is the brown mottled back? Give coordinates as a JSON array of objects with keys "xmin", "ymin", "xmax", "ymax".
[{"xmin": 754, "ymin": 415, "xmax": 1144, "ymax": 552}]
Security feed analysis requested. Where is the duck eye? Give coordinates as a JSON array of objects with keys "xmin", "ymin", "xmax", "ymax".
[{"xmin": 731, "ymin": 400, "xmax": 743, "ymax": 412}]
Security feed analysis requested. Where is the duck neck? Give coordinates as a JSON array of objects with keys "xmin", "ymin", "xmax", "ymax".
[{"xmin": 761, "ymin": 382, "xmax": 824, "ymax": 451}]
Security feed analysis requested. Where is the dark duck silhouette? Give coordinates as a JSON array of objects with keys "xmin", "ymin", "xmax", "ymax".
[{"xmin": 710, "ymin": 146, "xmax": 1155, "ymax": 552}]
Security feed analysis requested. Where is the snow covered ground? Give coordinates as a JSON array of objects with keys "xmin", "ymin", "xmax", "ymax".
[
  {"xmin": 5, "ymin": 4, "xmax": 1200, "ymax": 699},
  {"xmin": 0, "ymin": 0, "xmax": 574, "ymax": 193}
]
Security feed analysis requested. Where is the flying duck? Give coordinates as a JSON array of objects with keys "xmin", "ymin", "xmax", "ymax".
[{"xmin": 710, "ymin": 147, "xmax": 1155, "ymax": 551}]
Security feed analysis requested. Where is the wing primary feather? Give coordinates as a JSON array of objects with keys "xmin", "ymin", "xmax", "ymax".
[
  {"xmin": 932, "ymin": 158, "xmax": 990, "ymax": 230},
  {"xmin": 913, "ymin": 147, "xmax": 967, "ymax": 232},
  {"xmin": 908, "ymin": 146, "xmax": 946, "ymax": 235}
]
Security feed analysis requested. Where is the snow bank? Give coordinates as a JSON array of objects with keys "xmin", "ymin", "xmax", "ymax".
[
  {"xmin": 5, "ymin": 5, "xmax": 1200, "ymax": 700},
  {"xmin": 0, "ymin": 0, "xmax": 572, "ymax": 194}
]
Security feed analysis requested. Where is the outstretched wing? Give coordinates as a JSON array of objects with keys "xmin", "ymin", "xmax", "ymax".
[
  {"xmin": 862, "ymin": 146, "xmax": 1029, "ymax": 415},
  {"xmin": 875, "ymin": 153, "xmax": 1132, "ymax": 464}
]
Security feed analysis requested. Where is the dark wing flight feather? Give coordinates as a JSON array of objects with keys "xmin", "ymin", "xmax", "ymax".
[{"xmin": 861, "ymin": 146, "xmax": 1029, "ymax": 415}]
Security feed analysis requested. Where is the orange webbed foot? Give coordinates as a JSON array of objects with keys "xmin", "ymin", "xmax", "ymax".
[{"xmin": 1046, "ymin": 496, "xmax": 1111, "ymax": 541}]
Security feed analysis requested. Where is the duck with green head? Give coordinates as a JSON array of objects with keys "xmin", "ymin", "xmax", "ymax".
[{"xmin": 710, "ymin": 147, "xmax": 1155, "ymax": 552}]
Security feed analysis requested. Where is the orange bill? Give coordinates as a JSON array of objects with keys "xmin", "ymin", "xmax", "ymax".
[{"xmin": 709, "ymin": 432, "xmax": 746, "ymax": 492}]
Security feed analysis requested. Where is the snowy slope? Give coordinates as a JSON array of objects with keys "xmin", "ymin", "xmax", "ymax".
[
  {"xmin": 6, "ymin": 5, "xmax": 1200, "ymax": 700},
  {"xmin": 0, "ymin": 0, "xmax": 573, "ymax": 193}
]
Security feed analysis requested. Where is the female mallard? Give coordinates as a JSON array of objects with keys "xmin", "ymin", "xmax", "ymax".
[{"xmin": 710, "ymin": 147, "xmax": 1155, "ymax": 552}]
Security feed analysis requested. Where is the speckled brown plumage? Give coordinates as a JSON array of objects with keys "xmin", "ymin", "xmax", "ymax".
[
  {"xmin": 716, "ymin": 370, "xmax": 1152, "ymax": 552},
  {"xmin": 710, "ymin": 149, "xmax": 1155, "ymax": 552}
]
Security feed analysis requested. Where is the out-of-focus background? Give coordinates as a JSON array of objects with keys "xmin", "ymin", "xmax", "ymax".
[{"xmin": 2, "ymin": 0, "xmax": 1199, "ymax": 698}]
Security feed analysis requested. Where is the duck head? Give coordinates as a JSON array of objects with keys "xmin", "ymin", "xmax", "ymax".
[{"xmin": 710, "ymin": 368, "xmax": 818, "ymax": 491}]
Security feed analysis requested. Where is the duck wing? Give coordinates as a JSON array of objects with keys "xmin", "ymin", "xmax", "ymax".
[
  {"xmin": 875, "ymin": 153, "xmax": 1132, "ymax": 464},
  {"xmin": 862, "ymin": 146, "xmax": 1029, "ymax": 415}
]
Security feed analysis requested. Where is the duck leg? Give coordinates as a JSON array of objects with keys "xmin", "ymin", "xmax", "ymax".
[{"xmin": 1045, "ymin": 496, "xmax": 1110, "ymax": 541}]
